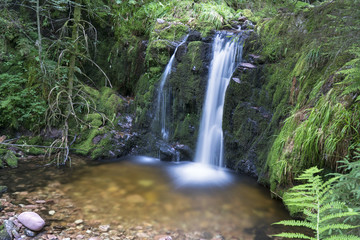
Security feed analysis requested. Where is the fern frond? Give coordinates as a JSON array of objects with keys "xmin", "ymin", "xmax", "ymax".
[
  {"xmin": 273, "ymin": 220, "xmax": 316, "ymax": 230},
  {"xmin": 320, "ymin": 211, "xmax": 359, "ymax": 223},
  {"xmin": 324, "ymin": 235, "xmax": 360, "ymax": 240},
  {"xmin": 272, "ymin": 232, "xmax": 315, "ymax": 240}
]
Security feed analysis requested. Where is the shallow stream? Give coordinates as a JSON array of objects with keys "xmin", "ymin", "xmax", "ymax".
[{"xmin": 1, "ymin": 156, "xmax": 292, "ymax": 239}]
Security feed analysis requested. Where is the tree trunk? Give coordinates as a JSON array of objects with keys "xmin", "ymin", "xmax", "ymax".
[
  {"xmin": 36, "ymin": 0, "xmax": 44, "ymax": 74},
  {"xmin": 63, "ymin": 0, "xmax": 81, "ymax": 164}
]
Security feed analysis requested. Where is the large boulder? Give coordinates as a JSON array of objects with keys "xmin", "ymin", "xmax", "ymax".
[{"xmin": 18, "ymin": 212, "xmax": 45, "ymax": 231}]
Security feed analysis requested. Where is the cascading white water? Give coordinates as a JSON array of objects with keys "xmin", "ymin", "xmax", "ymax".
[
  {"xmin": 156, "ymin": 35, "xmax": 189, "ymax": 140},
  {"xmin": 194, "ymin": 32, "xmax": 243, "ymax": 167}
]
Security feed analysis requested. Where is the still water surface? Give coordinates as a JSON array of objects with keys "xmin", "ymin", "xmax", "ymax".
[{"xmin": 58, "ymin": 156, "xmax": 290, "ymax": 239}]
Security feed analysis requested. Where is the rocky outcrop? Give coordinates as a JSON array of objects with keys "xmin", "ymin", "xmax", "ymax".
[{"xmin": 223, "ymin": 32, "xmax": 272, "ymax": 177}]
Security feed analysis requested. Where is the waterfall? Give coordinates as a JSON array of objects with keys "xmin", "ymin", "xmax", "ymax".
[
  {"xmin": 194, "ymin": 32, "xmax": 244, "ymax": 167},
  {"xmin": 155, "ymin": 35, "xmax": 189, "ymax": 141}
]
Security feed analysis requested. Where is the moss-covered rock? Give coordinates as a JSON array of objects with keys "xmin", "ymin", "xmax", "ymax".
[
  {"xmin": 4, "ymin": 150, "xmax": 18, "ymax": 168},
  {"xmin": 72, "ymin": 86, "xmax": 127, "ymax": 159}
]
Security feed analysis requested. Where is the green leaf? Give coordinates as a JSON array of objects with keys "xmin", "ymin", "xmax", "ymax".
[{"xmin": 272, "ymin": 232, "xmax": 315, "ymax": 240}]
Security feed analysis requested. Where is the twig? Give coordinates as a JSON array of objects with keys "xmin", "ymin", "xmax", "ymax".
[
  {"xmin": 270, "ymin": 190, "xmax": 283, "ymax": 200},
  {"xmin": 0, "ymin": 142, "xmax": 81, "ymax": 150}
]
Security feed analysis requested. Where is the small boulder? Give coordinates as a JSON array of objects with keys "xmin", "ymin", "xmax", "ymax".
[{"xmin": 18, "ymin": 212, "xmax": 45, "ymax": 231}]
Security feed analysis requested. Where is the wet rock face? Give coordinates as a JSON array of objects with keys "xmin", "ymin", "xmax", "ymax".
[{"xmin": 224, "ymin": 34, "xmax": 272, "ymax": 177}]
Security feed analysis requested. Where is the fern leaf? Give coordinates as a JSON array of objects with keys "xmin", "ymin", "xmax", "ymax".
[
  {"xmin": 320, "ymin": 201, "xmax": 347, "ymax": 212},
  {"xmin": 319, "ymin": 223, "xmax": 359, "ymax": 234},
  {"xmin": 287, "ymin": 202, "xmax": 317, "ymax": 209},
  {"xmin": 273, "ymin": 220, "xmax": 316, "ymax": 230},
  {"xmin": 324, "ymin": 235, "xmax": 360, "ymax": 240},
  {"xmin": 320, "ymin": 211, "xmax": 359, "ymax": 223},
  {"xmin": 272, "ymin": 232, "xmax": 315, "ymax": 239},
  {"xmin": 304, "ymin": 209, "xmax": 317, "ymax": 219}
]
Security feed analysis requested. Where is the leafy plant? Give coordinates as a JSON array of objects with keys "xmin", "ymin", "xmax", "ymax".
[
  {"xmin": 273, "ymin": 167, "xmax": 360, "ymax": 240},
  {"xmin": 338, "ymin": 45, "xmax": 360, "ymax": 99},
  {"xmin": 329, "ymin": 144, "xmax": 360, "ymax": 236},
  {"xmin": 0, "ymin": 73, "xmax": 46, "ymax": 130}
]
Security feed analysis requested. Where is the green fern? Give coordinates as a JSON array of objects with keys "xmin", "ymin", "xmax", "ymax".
[
  {"xmin": 273, "ymin": 167, "xmax": 360, "ymax": 240},
  {"xmin": 338, "ymin": 46, "xmax": 360, "ymax": 97}
]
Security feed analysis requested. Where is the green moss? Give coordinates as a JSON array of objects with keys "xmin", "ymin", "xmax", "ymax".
[
  {"xmin": 86, "ymin": 113, "xmax": 103, "ymax": 128},
  {"xmin": 27, "ymin": 147, "xmax": 45, "ymax": 155},
  {"xmin": 4, "ymin": 150, "xmax": 18, "ymax": 168},
  {"xmin": 154, "ymin": 23, "xmax": 189, "ymax": 42},
  {"xmin": 240, "ymin": 9, "xmax": 261, "ymax": 23},
  {"xmin": 173, "ymin": 114, "xmax": 197, "ymax": 145},
  {"xmin": 83, "ymin": 86, "xmax": 124, "ymax": 123},
  {"xmin": 91, "ymin": 135, "xmax": 112, "ymax": 159},
  {"xmin": 73, "ymin": 127, "xmax": 104, "ymax": 156}
]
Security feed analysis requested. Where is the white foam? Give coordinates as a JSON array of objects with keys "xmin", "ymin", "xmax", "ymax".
[{"xmin": 169, "ymin": 162, "xmax": 233, "ymax": 188}]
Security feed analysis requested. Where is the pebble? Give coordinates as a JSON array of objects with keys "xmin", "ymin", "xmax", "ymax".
[
  {"xmin": 136, "ymin": 232, "xmax": 149, "ymax": 238},
  {"xmin": 74, "ymin": 219, "xmax": 84, "ymax": 225},
  {"xmin": 99, "ymin": 225, "xmax": 110, "ymax": 232},
  {"xmin": 125, "ymin": 194, "xmax": 145, "ymax": 203},
  {"xmin": 24, "ymin": 228, "xmax": 36, "ymax": 237},
  {"xmin": 157, "ymin": 236, "xmax": 172, "ymax": 240},
  {"xmin": 49, "ymin": 210, "xmax": 56, "ymax": 215}
]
